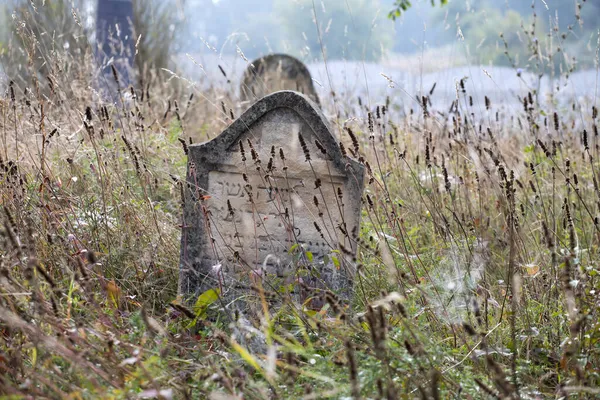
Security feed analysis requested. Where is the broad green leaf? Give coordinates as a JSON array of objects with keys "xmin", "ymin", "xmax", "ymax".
[
  {"xmin": 193, "ymin": 288, "xmax": 220, "ymax": 318},
  {"xmin": 31, "ymin": 347, "xmax": 37, "ymax": 367},
  {"xmin": 305, "ymin": 251, "xmax": 313, "ymax": 263},
  {"xmin": 304, "ymin": 309, "xmax": 318, "ymax": 317},
  {"xmin": 331, "ymin": 256, "xmax": 340, "ymax": 270}
]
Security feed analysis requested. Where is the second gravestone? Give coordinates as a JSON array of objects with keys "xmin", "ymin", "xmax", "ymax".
[
  {"xmin": 180, "ymin": 91, "xmax": 364, "ymax": 308},
  {"xmin": 240, "ymin": 54, "xmax": 321, "ymax": 108}
]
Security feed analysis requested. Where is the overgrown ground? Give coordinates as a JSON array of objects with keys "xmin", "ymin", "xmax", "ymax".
[{"xmin": 1, "ymin": 7, "xmax": 600, "ymax": 400}]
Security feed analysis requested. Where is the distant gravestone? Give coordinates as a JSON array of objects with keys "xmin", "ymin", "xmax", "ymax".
[
  {"xmin": 179, "ymin": 91, "xmax": 364, "ymax": 308},
  {"xmin": 240, "ymin": 54, "xmax": 320, "ymax": 107},
  {"xmin": 96, "ymin": 0, "xmax": 134, "ymax": 85}
]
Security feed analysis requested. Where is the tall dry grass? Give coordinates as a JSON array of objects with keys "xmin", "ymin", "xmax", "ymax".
[{"xmin": 0, "ymin": 1, "xmax": 599, "ymax": 399}]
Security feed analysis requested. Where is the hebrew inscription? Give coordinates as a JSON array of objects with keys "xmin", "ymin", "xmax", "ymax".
[{"xmin": 206, "ymin": 169, "xmax": 345, "ymax": 275}]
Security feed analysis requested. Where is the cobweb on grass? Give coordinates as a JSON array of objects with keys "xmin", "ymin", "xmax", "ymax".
[{"xmin": 429, "ymin": 240, "xmax": 488, "ymax": 324}]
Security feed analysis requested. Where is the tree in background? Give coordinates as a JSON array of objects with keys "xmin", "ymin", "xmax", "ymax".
[
  {"xmin": 182, "ymin": 0, "xmax": 393, "ymax": 62},
  {"xmin": 274, "ymin": 0, "xmax": 393, "ymax": 62},
  {"xmin": 385, "ymin": 0, "xmax": 598, "ymax": 71},
  {"xmin": 0, "ymin": 3, "xmax": 9, "ymax": 55},
  {"xmin": 501, "ymin": 0, "xmax": 600, "ymax": 31},
  {"xmin": 132, "ymin": 0, "xmax": 181, "ymax": 78},
  {"xmin": 432, "ymin": 1, "xmax": 539, "ymax": 67},
  {"xmin": 0, "ymin": 0, "xmax": 181, "ymax": 88},
  {"xmin": 465, "ymin": 0, "xmax": 600, "ymax": 70},
  {"xmin": 180, "ymin": 0, "xmax": 278, "ymax": 57},
  {"xmin": 0, "ymin": 0, "xmax": 92, "ymax": 87}
]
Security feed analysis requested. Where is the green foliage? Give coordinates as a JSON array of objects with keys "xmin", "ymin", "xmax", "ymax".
[
  {"xmin": 185, "ymin": 0, "xmax": 392, "ymax": 61},
  {"xmin": 274, "ymin": 0, "xmax": 393, "ymax": 61},
  {"xmin": 193, "ymin": 288, "xmax": 220, "ymax": 320},
  {"xmin": 388, "ymin": 0, "xmax": 447, "ymax": 20},
  {"xmin": 426, "ymin": 0, "xmax": 598, "ymax": 70},
  {"xmin": 461, "ymin": 7, "xmax": 535, "ymax": 66}
]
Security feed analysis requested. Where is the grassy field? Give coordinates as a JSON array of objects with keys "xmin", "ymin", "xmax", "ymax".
[{"xmin": 1, "ymin": 6, "xmax": 600, "ymax": 400}]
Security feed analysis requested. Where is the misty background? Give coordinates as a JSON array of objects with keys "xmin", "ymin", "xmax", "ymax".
[
  {"xmin": 178, "ymin": 0, "xmax": 598, "ymax": 63},
  {"xmin": 1, "ymin": 0, "xmax": 599, "ymax": 109},
  {"xmin": 179, "ymin": 0, "xmax": 600, "ymax": 110}
]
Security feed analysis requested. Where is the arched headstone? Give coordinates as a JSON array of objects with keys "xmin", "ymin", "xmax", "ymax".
[
  {"xmin": 179, "ymin": 91, "xmax": 363, "ymax": 309},
  {"xmin": 240, "ymin": 54, "xmax": 320, "ymax": 107}
]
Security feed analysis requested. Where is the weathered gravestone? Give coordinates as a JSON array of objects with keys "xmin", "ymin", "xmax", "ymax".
[
  {"xmin": 96, "ymin": 0, "xmax": 134, "ymax": 85},
  {"xmin": 179, "ymin": 91, "xmax": 364, "ymax": 309},
  {"xmin": 240, "ymin": 54, "xmax": 320, "ymax": 107}
]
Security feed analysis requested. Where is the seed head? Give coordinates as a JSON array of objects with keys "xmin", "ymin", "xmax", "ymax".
[
  {"xmin": 298, "ymin": 133, "xmax": 311, "ymax": 161},
  {"xmin": 315, "ymin": 139, "xmax": 327, "ymax": 155},
  {"xmin": 239, "ymin": 141, "xmax": 246, "ymax": 162}
]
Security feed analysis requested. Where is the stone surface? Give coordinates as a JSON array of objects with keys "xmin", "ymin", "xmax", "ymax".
[
  {"xmin": 179, "ymin": 91, "xmax": 364, "ymax": 308},
  {"xmin": 96, "ymin": 0, "xmax": 134, "ymax": 85},
  {"xmin": 240, "ymin": 54, "xmax": 320, "ymax": 108}
]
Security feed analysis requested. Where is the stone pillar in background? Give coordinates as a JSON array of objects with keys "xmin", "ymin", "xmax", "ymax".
[{"xmin": 96, "ymin": 0, "xmax": 134, "ymax": 86}]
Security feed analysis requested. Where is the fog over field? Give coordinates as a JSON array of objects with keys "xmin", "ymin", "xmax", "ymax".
[
  {"xmin": 172, "ymin": 0, "xmax": 600, "ymax": 112},
  {"xmin": 179, "ymin": 54, "xmax": 599, "ymax": 113},
  {"xmin": 2, "ymin": 0, "xmax": 598, "ymax": 109}
]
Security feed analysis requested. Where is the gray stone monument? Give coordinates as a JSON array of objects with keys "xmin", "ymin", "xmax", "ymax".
[
  {"xmin": 240, "ymin": 54, "xmax": 320, "ymax": 107},
  {"xmin": 96, "ymin": 0, "xmax": 134, "ymax": 85},
  {"xmin": 179, "ymin": 91, "xmax": 364, "ymax": 309}
]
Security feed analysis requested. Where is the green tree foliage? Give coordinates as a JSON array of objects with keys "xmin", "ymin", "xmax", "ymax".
[
  {"xmin": 447, "ymin": 2, "xmax": 538, "ymax": 67},
  {"xmin": 428, "ymin": 0, "xmax": 598, "ymax": 70},
  {"xmin": 503, "ymin": 0, "xmax": 600, "ymax": 30},
  {"xmin": 274, "ymin": 0, "xmax": 393, "ymax": 61},
  {"xmin": 186, "ymin": 0, "xmax": 393, "ymax": 61},
  {"xmin": 388, "ymin": 0, "xmax": 447, "ymax": 20},
  {"xmin": 504, "ymin": 0, "xmax": 600, "ymax": 69}
]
